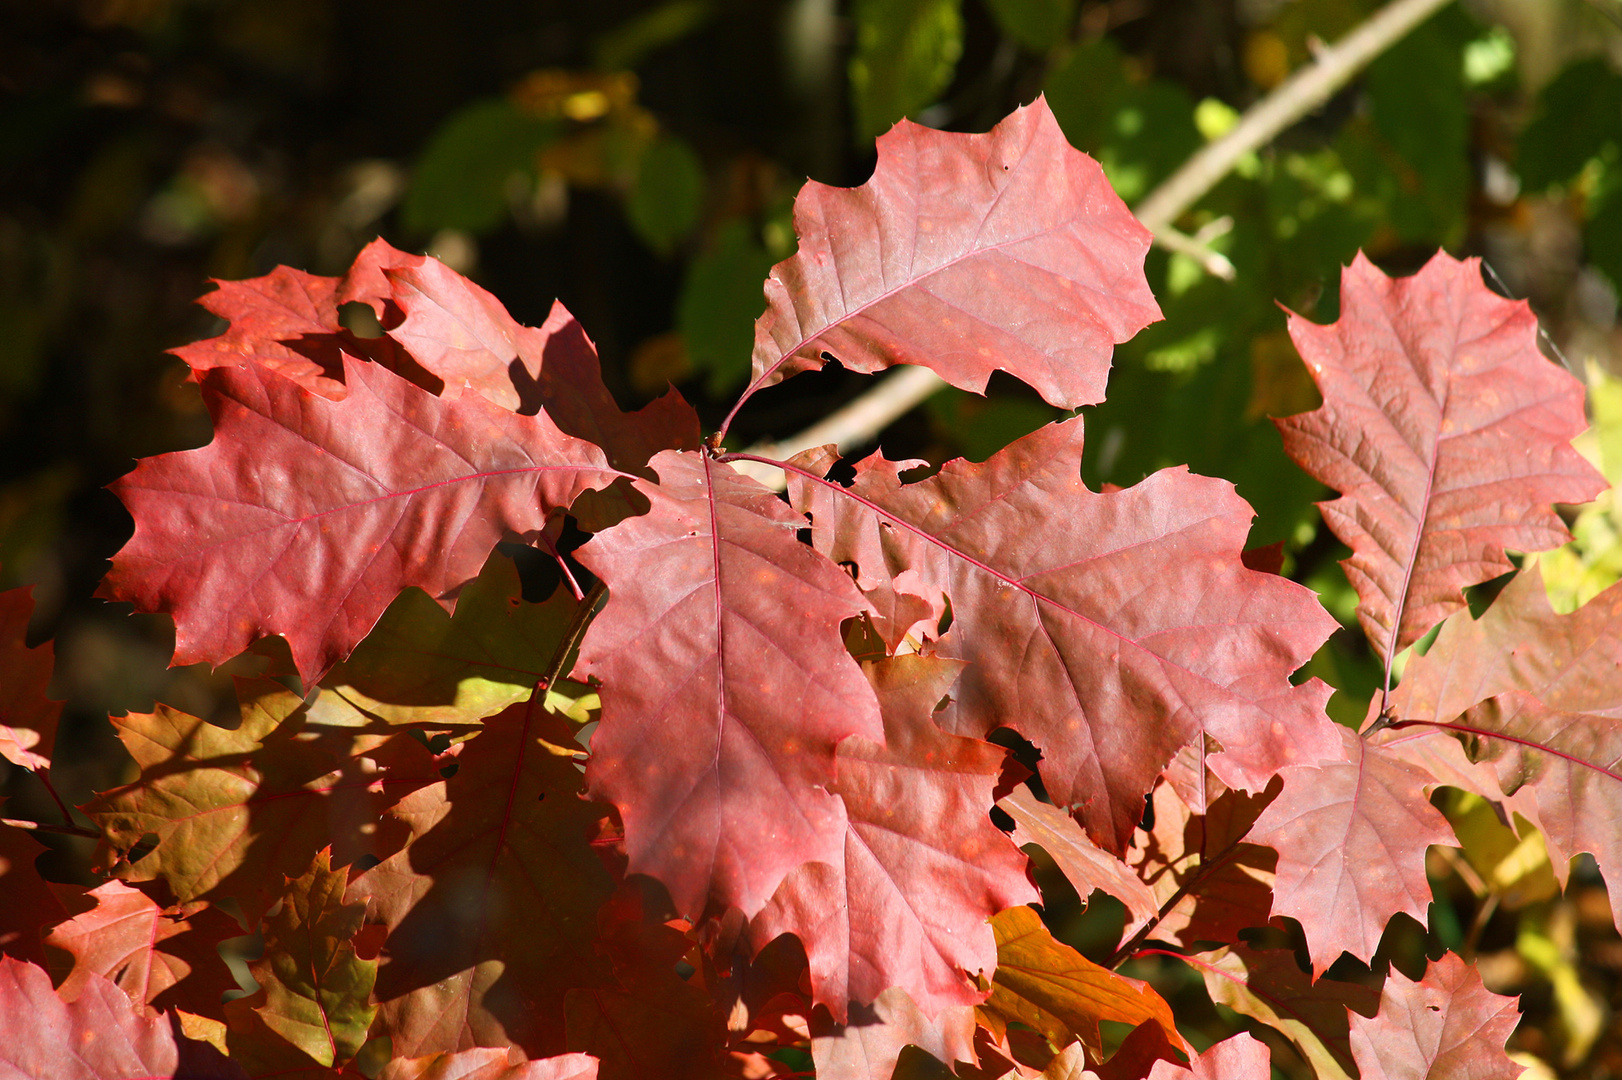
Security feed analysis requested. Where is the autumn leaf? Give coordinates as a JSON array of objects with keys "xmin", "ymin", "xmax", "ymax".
[
  {"xmin": 84, "ymin": 682, "xmax": 442, "ymax": 923},
  {"xmin": 1347, "ymin": 952, "xmax": 1521, "ymax": 1080},
  {"xmin": 785, "ymin": 419, "xmax": 1339, "ymax": 852},
  {"xmin": 735, "ymin": 96, "xmax": 1160, "ymax": 418},
  {"xmin": 99, "ymin": 353, "xmax": 621, "ymax": 684},
  {"xmin": 1000, "ymin": 786, "xmax": 1159, "ymax": 946},
  {"xmin": 1247, "ymin": 725, "xmax": 1456, "ymax": 974},
  {"xmin": 1125, "ymin": 776, "xmax": 1277, "ymax": 950},
  {"xmin": 248, "ymin": 848, "xmax": 377, "ymax": 1067},
  {"xmin": 809, "ymin": 986, "xmax": 978, "ymax": 1080},
  {"xmin": 1392, "ymin": 565, "xmax": 1622, "ymax": 727},
  {"xmin": 1182, "ymin": 944, "xmax": 1375, "ymax": 1080},
  {"xmin": 1391, "ymin": 569, "xmax": 1622, "ymax": 926},
  {"xmin": 43, "ymin": 880, "xmax": 241, "ymax": 1018},
  {"xmin": 0, "ymin": 582, "xmax": 62, "ymax": 772},
  {"xmin": 1145, "ymin": 1033, "xmax": 1270, "ymax": 1080},
  {"xmin": 310, "ymin": 552, "xmax": 580, "ymax": 730},
  {"xmin": 982, "ymin": 906, "xmax": 1181, "ymax": 1058},
  {"xmin": 749, "ymin": 655, "xmax": 1037, "ymax": 1021},
  {"xmin": 1446, "ymin": 692, "xmax": 1622, "ymax": 923},
  {"xmin": 1276, "ymin": 251, "xmax": 1605, "ymax": 663},
  {"xmin": 572, "ymin": 450, "xmax": 883, "ymax": 918},
  {"xmin": 563, "ymin": 884, "xmax": 730, "ymax": 1080},
  {"xmin": 381, "ymin": 1048, "xmax": 599, "ymax": 1080},
  {"xmin": 172, "ymin": 236, "xmax": 425, "ymax": 400},
  {"xmin": 0, "ymin": 956, "xmax": 242, "ymax": 1079},
  {"xmin": 348, "ymin": 691, "xmax": 616, "ymax": 1059},
  {"xmin": 384, "ymin": 261, "xmax": 699, "ymax": 471}
]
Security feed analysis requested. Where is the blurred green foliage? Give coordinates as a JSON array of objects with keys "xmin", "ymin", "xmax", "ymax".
[{"xmin": 848, "ymin": 0, "xmax": 964, "ymax": 141}]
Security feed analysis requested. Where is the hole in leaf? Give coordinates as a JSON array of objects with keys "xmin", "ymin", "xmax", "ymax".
[
  {"xmin": 337, "ymin": 301, "xmax": 383, "ymax": 339},
  {"xmin": 127, "ymin": 832, "xmax": 160, "ymax": 864}
]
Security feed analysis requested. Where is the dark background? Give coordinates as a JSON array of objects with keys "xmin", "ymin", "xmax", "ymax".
[{"xmin": 4, "ymin": 0, "xmax": 1622, "ymax": 1072}]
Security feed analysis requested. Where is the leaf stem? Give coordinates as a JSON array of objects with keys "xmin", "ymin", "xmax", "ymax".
[
  {"xmin": 34, "ymin": 768, "xmax": 78, "ymax": 832},
  {"xmin": 2, "ymin": 816, "xmax": 101, "ymax": 840},
  {"xmin": 544, "ymin": 579, "xmax": 607, "ymax": 691},
  {"xmin": 1106, "ymin": 842, "xmax": 1249, "ymax": 970}
]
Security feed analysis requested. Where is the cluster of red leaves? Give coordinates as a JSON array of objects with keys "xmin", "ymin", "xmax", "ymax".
[{"xmin": 0, "ymin": 98, "xmax": 1611, "ymax": 1080}]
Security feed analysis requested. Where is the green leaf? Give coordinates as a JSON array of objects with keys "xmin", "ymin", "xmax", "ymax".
[
  {"xmin": 626, "ymin": 135, "xmax": 705, "ymax": 255},
  {"xmin": 251, "ymin": 848, "xmax": 378, "ymax": 1067},
  {"xmin": 927, "ymin": 389, "xmax": 1057, "ymax": 462},
  {"xmin": 594, "ymin": 0, "xmax": 713, "ymax": 71},
  {"xmin": 677, "ymin": 218, "xmax": 774, "ymax": 394},
  {"xmin": 309, "ymin": 551, "xmax": 581, "ymax": 729},
  {"xmin": 1518, "ymin": 57, "xmax": 1622, "ymax": 191},
  {"xmin": 983, "ymin": 0, "xmax": 1074, "ymax": 51},
  {"xmin": 1356, "ymin": 7, "xmax": 1471, "ymax": 242},
  {"xmin": 1044, "ymin": 41, "xmax": 1198, "ymax": 203},
  {"xmin": 848, "ymin": 0, "xmax": 963, "ymax": 142},
  {"xmin": 403, "ymin": 98, "xmax": 557, "ymax": 235},
  {"xmin": 1042, "ymin": 37, "xmax": 1130, "ymax": 152}
]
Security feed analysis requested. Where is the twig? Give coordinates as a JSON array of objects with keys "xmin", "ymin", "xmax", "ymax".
[
  {"xmin": 544, "ymin": 579, "xmax": 608, "ymax": 690},
  {"xmin": 1131, "ymin": 0, "xmax": 1452, "ymax": 232},
  {"xmin": 1157, "ymin": 222, "xmax": 1235, "ymax": 280},
  {"xmin": 730, "ymin": 0, "xmax": 1453, "ymax": 487},
  {"xmin": 725, "ymin": 365, "xmax": 947, "ymax": 487}
]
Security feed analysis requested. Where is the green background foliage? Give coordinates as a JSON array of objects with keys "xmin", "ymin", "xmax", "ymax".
[{"xmin": 4, "ymin": 0, "xmax": 1622, "ymax": 1074}]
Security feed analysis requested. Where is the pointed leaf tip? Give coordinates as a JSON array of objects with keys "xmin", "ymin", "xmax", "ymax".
[
  {"xmin": 748, "ymin": 96, "xmax": 1160, "ymax": 410},
  {"xmin": 1277, "ymin": 249, "xmax": 1605, "ymax": 662}
]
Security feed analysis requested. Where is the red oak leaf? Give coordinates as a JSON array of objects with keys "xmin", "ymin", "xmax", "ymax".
[
  {"xmin": 172, "ymin": 237, "xmax": 424, "ymax": 400},
  {"xmin": 999, "ymin": 786, "xmax": 1159, "ymax": 946},
  {"xmin": 98, "ymin": 354, "xmax": 620, "ymax": 684},
  {"xmin": 1448, "ymin": 691, "xmax": 1622, "ymax": 926},
  {"xmin": 384, "ymin": 261, "xmax": 699, "ymax": 471},
  {"xmin": 84, "ymin": 682, "xmax": 442, "ymax": 924},
  {"xmin": 749, "ymin": 655, "xmax": 1037, "ymax": 1021},
  {"xmin": 808, "ymin": 987, "xmax": 978, "ymax": 1080},
  {"xmin": 785, "ymin": 419, "xmax": 1339, "ymax": 852},
  {"xmin": 249, "ymin": 849, "xmax": 376, "ymax": 1067},
  {"xmin": 982, "ymin": 906, "xmax": 1182, "ymax": 1059},
  {"xmin": 571, "ymin": 450, "xmax": 883, "ymax": 918},
  {"xmin": 0, "ymin": 956, "xmax": 242, "ymax": 1079},
  {"xmin": 381, "ymin": 1048, "xmax": 599, "ymax": 1080},
  {"xmin": 1146, "ymin": 1032, "xmax": 1271, "ymax": 1080},
  {"xmin": 347, "ymin": 691, "xmax": 616, "ymax": 1059},
  {"xmin": 1184, "ymin": 944, "xmax": 1376, "ymax": 1080},
  {"xmin": 1392, "ymin": 565, "xmax": 1622, "ymax": 727},
  {"xmin": 1276, "ymin": 251, "xmax": 1604, "ymax": 663},
  {"xmin": 1126, "ymin": 776, "xmax": 1278, "ymax": 951},
  {"xmin": 564, "ymin": 884, "xmax": 730, "ymax": 1080},
  {"xmin": 0, "ymin": 582, "xmax": 62, "ymax": 772},
  {"xmin": 738, "ymin": 96, "xmax": 1160, "ymax": 414},
  {"xmin": 43, "ymin": 880, "xmax": 241, "ymax": 1018},
  {"xmin": 1392, "ymin": 570, "xmax": 1622, "ymax": 922},
  {"xmin": 1246, "ymin": 726, "xmax": 1456, "ymax": 975},
  {"xmin": 1347, "ymin": 952, "xmax": 1521, "ymax": 1080}
]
